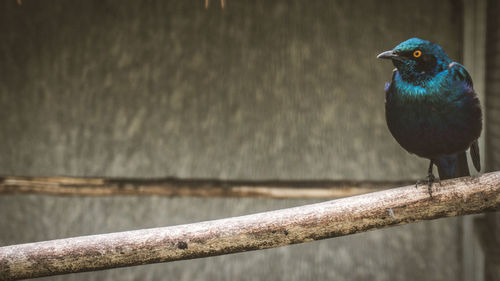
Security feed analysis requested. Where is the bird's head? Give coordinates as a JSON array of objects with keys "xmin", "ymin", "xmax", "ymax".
[{"xmin": 377, "ymin": 38, "xmax": 451, "ymax": 82}]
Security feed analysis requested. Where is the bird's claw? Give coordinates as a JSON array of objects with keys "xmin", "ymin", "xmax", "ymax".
[{"xmin": 415, "ymin": 172, "xmax": 440, "ymax": 197}]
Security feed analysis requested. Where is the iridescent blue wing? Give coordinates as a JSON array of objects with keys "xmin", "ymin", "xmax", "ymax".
[
  {"xmin": 449, "ymin": 62, "xmax": 481, "ymax": 172},
  {"xmin": 449, "ymin": 62, "xmax": 473, "ymax": 88}
]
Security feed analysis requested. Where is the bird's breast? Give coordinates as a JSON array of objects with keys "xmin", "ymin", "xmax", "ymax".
[{"xmin": 385, "ymin": 80, "xmax": 481, "ymax": 158}]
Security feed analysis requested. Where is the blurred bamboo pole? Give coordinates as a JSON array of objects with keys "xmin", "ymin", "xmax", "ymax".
[
  {"xmin": 0, "ymin": 176, "xmax": 414, "ymax": 198},
  {"xmin": 1, "ymin": 172, "xmax": 499, "ymax": 280}
]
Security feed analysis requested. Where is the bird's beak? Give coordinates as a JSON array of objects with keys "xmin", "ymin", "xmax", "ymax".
[{"xmin": 377, "ymin": 50, "xmax": 398, "ymax": 60}]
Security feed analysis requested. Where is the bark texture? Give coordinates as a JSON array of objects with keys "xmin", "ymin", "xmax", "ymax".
[{"xmin": 0, "ymin": 172, "xmax": 499, "ymax": 280}]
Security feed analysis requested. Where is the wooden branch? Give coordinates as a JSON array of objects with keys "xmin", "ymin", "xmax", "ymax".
[
  {"xmin": 1, "ymin": 172, "xmax": 499, "ymax": 280},
  {"xmin": 0, "ymin": 176, "xmax": 413, "ymax": 198}
]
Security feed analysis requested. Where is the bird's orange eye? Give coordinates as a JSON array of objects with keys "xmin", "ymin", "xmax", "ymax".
[{"xmin": 413, "ymin": 50, "xmax": 422, "ymax": 58}]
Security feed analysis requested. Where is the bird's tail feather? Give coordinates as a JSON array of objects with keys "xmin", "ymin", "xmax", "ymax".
[
  {"xmin": 436, "ymin": 151, "xmax": 470, "ymax": 180},
  {"xmin": 470, "ymin": 140, "xmax": 481, "ymax": 172}
]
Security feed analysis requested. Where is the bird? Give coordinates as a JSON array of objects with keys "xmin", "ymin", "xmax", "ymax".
[{"xmin": 377, "ymin": 38, "xmax": 482, "ymax": 196}]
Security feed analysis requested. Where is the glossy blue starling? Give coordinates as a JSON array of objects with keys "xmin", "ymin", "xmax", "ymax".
[{"xmin": 377, "ymin": 38, "xmax": 482, "ymax": 196}]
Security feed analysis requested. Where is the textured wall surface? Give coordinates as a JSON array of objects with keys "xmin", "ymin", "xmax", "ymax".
[
  {"xmin": 0, "ymin": 0, "xmax": 465, "ymax": 280},
  {"xmin": 486, "ymin": 0, "xmax": 500, "ymax": 171},
  {"xmin": 484, "ymin": 0, "xmax": 500, "ymax": 279}
]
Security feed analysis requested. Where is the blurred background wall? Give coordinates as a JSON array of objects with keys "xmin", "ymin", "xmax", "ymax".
[{"xmin": 0, "ymin": 0, "xmax": 496, "ymax": 280}]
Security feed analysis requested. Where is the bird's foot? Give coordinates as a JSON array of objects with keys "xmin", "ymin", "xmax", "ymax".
[{"xmin": 415, "ymin": 172, "xmax": 440, "ymax": 197}]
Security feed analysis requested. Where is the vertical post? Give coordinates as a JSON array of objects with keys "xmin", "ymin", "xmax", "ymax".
[
  {"xmin": 463, "ymin": 0, "xmax": 487, "ymax": 172},
  {"xmin": 462, "ymin": 0, "xmax": 487, "ymax": 281}
]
